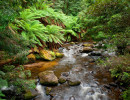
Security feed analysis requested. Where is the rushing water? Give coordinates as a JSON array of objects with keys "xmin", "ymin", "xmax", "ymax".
[{"xmin": 26, "ymin": 43, "xmax": 121, "ymax": 100}]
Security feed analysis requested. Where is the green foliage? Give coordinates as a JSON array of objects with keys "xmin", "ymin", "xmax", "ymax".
[
  {"xmin": 78, "ymin": 0, "xmax": 130, "ymax": 41},
  {"xmin": 122, "ymin": 88, "xmax": 130, "ymax": 100},
  {"xmin": 100, "ymin": 54, "xmax": 130, "ymax": 86},
  {"xmin": 45, "ymin": 25, "xmax": 65, "ymax": 43},
  {"xmin": 3, "ymin": 65, "xmax": 15, "ymax": 72},
  {"xmin": 12, "ymin": 5, "xmax": 79, "ymax": 47},
  {"xmin": 0, "ymin": 65, "xmax": 36, "ymax": 97},
  {"xmin": 0, "ymin": 78, "xmax": 8, "ymax": 89},
  {"xmin": 51, "ymin": 0, "xmax": 82, "ymax": 16},
  {"xmin": 0, "ymin": 78, "xmax": 8, "ymax": 99}
]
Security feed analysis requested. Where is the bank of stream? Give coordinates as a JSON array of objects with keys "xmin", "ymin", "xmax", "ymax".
[{"xmin": 24, "ymin": 42, "xmax": 121, "ymax": 100}]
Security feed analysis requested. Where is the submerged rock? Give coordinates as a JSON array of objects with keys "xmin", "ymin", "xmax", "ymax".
[
  {"xmin": 39, "ymin": 50, "xmax": 56, "ymax": 61},
  {"xmin": 38, "ymin": 71, "xmax": 58, "ymax": 86},
  {"xmin": 45, "ymin": 87, "xmax": 52, "ymax": 95},
  {"xmin": 68, "ymin": 79, "xmax": 81, "ymax": 86},
  {"xmin": 58, "ymin": 76, "xmax": 67, "ymax": 84},
  {"xmin": 61, "ymin": 72, "xmax": 70, "ymax": 77}
]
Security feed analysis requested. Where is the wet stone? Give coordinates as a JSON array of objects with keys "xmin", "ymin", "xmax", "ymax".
[
  {"xmin": 68, "ymin": 79, "xmax": 81, "ymax": 86},
  {"xmin": 45, "ymin": 87, "xmax": 52, "ymax": 95},
  {"xmin": 69, "ymin": 96, "xmax": 76, "ymax": 100},
  {"xmin": 58, "ymin": 76, "xmax": 67, "ymax": 84},
  {"xmin": 82, "ymin": 47, "xmax": 93, "ymax": 53},
  {"xmin": 38, "ymin": 71, "xmax": 58, "ymax": 86},
  {"xmin": 109, "ymin": 82, "xmax": 117, "ymax": 87},
  {"xmin": 72, "ymin": 66, "xmax": 83, "ymax": 72},
  {"xmin": 61, "ymin": 72, "xmax": 70, "ymax": 77},
  {"xmin": 103, "ymin": 84, "xmax": 111, "ymax": 89}
]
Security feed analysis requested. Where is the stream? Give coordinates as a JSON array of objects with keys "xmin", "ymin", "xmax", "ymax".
[{"xmin": 25, "ymin": 42, "xmax": 121, "ymax": 100}]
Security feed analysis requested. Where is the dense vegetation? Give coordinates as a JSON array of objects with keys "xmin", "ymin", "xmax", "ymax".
[{"xmin": 0, "ymin": 0, "xmax": 130, "ymax": 99}]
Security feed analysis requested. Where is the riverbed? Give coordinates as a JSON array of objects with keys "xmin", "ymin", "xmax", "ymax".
[{"xmin": 24, "ymin": 42, "xmax": 121, "ymax": 100}]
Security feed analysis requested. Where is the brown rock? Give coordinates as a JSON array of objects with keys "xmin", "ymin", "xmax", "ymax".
[
  {"xmin": 82, "ymin": 47, "xmax": 93, "ymax": 53},
  {"xmin": 58, "ymin": 76, "xmax": 67, "ymax": 84},
  {"xmin": 38, "ymin": 71, "xmax": 58, "ymax": 86}
]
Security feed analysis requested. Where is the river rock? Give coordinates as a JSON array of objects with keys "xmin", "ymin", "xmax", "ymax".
[
  {"xmin": 68, "ymin": 79, "xmax": 81, "ymax": 86},
  {"xmin": 83, "ymin": 43, "xmax": 94, "ymax": 48},
  {"xmin": 109, "ymin": 82, "xmax": 117, "ymax": 87},
  {"xmin": 58, "ymin": 76, "xmax": 67, "ymax": 84},
  {"xmin": 38, "ymin": 71, "xmax": 58, "ymax": 86},
  {"xmin": 27, "ymin": 54, "xmax": 36, "ymax": 63},
  {"xmin": 45, "ymin": 87, "xmax": 52, "ymax": 95},
  {"xmin": 82, "ymin": 47, "xmax": 93, "ymax": 53},
  {"xmin": 69, "ymin": 96, "xmax": 76, "ymax": 100},
  {"xmin": 39, "ymin": 50, "xmax": 56, "ymax": 61},
  {"xmin": 24, "ymin": 90, "xmax": 37, "ymax": 100},
  {"xmin": 103, "ymin": 84, "xmax": 111, "ymax": 89},
  {"xmin": 55, "ymin": 52, "xmax": 64, "ymax": 58},
  {"xmin": 61, "ymin": 72, "xmax": 70, "ymax": 77},
  {"xmin": 70, "ymin": 42, "xmax": 75, "ymax": 45},
  {"xmin": 72, "ymin": 66, "xmax": 83, "ymax": 72}
]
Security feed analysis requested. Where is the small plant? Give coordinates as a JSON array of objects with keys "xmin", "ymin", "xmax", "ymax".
[{"xmin": 122, "ymin": 88, "xmax": 130, "ymax": 100}]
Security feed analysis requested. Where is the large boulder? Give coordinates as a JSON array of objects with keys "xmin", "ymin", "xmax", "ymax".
[
  {"xmin": 39, "ymin": 50, "xmax": 56, "ymax": 61},
  {"xmin": 82, "ymin": 47, "xmax": 93, "ymax": 53},
  {"xmin": 38, "ymin": 71, "xmax": 58, "ymax": 86}
]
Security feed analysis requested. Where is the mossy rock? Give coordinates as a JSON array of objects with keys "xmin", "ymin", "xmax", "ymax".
[
  {"xmin": 33, "ymin": 47, "xmax": 39, "ymax": 53},
  {"xmin": 38, "ymin": 71, "xmax": 58, "ymax": 86},
  {"xmin": 45, "ymin": 87, "xmax": 52, "ymax": 95},
  {"xmin": 24, "ymin": 90, "xmax": 37, "ymax": 100},
  {"xmin": 55, "ymin": 52, "xmax": 64, "ymax": 58},
  {"xmin": 68, "ymin": 80, "xmax": 81, "ymax": 86},
  {"xmin": 27, "ymin": 54, "xmax": 36, "ymax": 63},
  {"xmin": 39, "ymin": 50, "xmax": 56, "ymax": 61},
  {"xmin": 70, "ymin": 42, "xmax": 75, "ymax": 44},
  {"xmin": 83, "ymin": 44, "xmax": 94, "ymax": 47},
  {"xmin": 58, "ymin": 76, "xmax": 66, "ymax": 84},
  {"xmin": 82, "ymin": 47, "xmax": 93, "ymax": 53}
]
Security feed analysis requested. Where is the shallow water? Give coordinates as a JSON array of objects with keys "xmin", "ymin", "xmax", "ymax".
[{"xmin": 25, "ymin": 43, "xmax": 121, "ymax": 100}]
